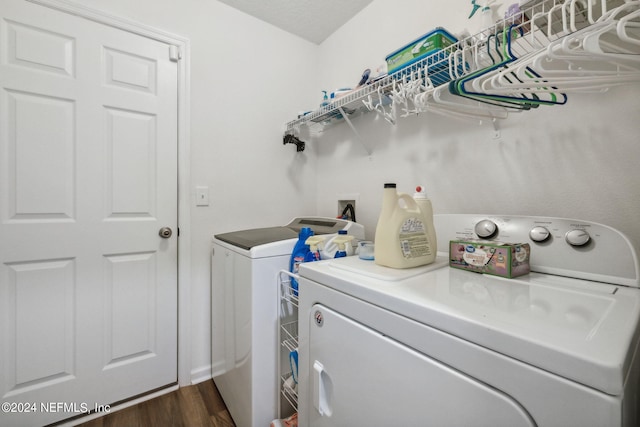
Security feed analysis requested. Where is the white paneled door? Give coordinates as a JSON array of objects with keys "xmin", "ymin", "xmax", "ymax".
[{"xmin": 0, "ymin": 0, "xmax": 178, "ymax": 425}]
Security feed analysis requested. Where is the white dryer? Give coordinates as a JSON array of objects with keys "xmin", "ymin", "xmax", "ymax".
[
  {"xmin": 298, "ymin": 214, "xmax": 640, "ymax": 427},
  {"xmin": 211, "ymin": 217, "xmax": 364, "ymax": 427}
]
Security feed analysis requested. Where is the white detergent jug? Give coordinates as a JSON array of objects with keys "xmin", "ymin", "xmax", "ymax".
[
  {"xmin": 414, "ymin": 184, "xmax": 438, "ymax": 263},
  {"xmin": 374, "ymin": 183, "xmax": 436, "ymax": 269}
]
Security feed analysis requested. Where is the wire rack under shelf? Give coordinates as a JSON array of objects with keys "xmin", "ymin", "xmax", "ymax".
[
  {"xmin": 279, "ymin": 270, "xmax": 299, "ymax": 307},
  {"xmin": 281, "ymin": 320, "xmax": 298, "ymax": 353},
  {"xmin": 281, "ymin": 373, "xmax": 298, "ymax": 411},
  {"xmin": 278, "ymin": 270, "xmax": 299, "ymax": 415}
]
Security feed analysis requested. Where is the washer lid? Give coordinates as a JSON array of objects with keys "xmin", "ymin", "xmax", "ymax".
[
  {"xmin": 214, "ymin": 226, "xmax": 298, "ymax": 250},
  {"xmin": 299, "ymin": 256, "xmax": 640, "ymax": 396},
  {"xmin": 213, "ymin": 216, "xmax": 364, "ymax": 251},
  {"xmin": 286, "ymin": 216, "xmax": 363, "ymax": 236}
]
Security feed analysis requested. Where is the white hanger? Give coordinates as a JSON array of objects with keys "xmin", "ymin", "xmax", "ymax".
[
  {"xmin": 535, "ymin": 2, "xmax": 639, "ymax": 65},
  {"xmin": 476, "ymin": 0, "xmax": 639, "ymax": 95},
  {"xmin": 427, "ymin": 83, "xmax": 512, "ymax": 119},
  {"xmin": 616, "ymin": 8, "xmax": 640, "ymax": 45},
  {"xmin": 359, "ymin": 0, "xmax": 639, "ymax": 125},
  {"xmin": 569, "ymin": 0, "xmax": 595, "ymax": 32}
]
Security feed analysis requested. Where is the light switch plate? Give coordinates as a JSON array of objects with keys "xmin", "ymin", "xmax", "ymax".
[{"xmin": 196, "ymin": 186, "xmax": 209, "ymax": 206}]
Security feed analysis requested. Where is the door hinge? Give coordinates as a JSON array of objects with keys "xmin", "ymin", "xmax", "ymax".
[{"xmin": 169, "ymin": 45, "xmax": 182, "ymax": 62}]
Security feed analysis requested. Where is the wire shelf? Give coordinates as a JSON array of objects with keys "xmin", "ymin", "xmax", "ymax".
[
  {"xmin": 278, "ymin": 270, "xmax": 299, "ymax": 414},
  {"xmin": 281, "ymin": 373, "xmax": 298, "ymax": 411},
  {"xmin": 279, "ymin": 270, "xmax": 299, "ymax": 307},
  {"xmin": 281, "ymin": 320, "xmax": 298, "ymax": 353},
  {"xmin": 284, "ymin": 0, "xmax": 635, "ymax": 135}
]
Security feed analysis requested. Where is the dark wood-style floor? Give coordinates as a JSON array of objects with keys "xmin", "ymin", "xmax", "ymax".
[{"xmin": 76, "ymin": 380, "xmax": 235, "ymax": 427}]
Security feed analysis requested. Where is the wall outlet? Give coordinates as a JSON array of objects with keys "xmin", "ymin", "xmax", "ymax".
[{"xmin": 338, "ymin": 200, "xmax": 356, "ymax": 220}]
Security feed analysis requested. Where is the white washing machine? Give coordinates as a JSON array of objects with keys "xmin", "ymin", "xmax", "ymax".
[
  {"xmin": 298, "ymin": 214, "xmax": 640, "ymax": 427},
  {"xmin": 211, "ymin": 217, "xmax": 364, "ymax": 427}
]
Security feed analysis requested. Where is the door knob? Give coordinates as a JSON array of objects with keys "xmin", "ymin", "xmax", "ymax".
[{"xmin": 159, "ymin": 227, "xmax": 173, "ymax": 238}]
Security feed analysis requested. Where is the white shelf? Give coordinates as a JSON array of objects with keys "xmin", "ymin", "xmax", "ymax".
[{"xmin": 283, "ymin": 0, "xmax": 636, "ymax": 147}]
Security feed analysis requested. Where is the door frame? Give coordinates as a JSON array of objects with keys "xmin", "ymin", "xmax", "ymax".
[{"xmin": 25, "ymin": 0, "xmax": 193, "ymax": 387}]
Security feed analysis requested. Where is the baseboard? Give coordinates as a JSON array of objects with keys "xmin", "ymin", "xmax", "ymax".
[{"xmin": 190, "ymin": 365, "xmax": 213, "ymax": 384}]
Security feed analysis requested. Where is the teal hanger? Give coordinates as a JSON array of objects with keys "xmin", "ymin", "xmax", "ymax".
[
  {"xmin": 449, "ymin": 25, "xmax": 567, "ymax": 108},
  {"xmin": 498, "ymin": 25, "xmax": 567, "ymax": 106},
  {"xmin": 449, "ymin": 30, "xmax": 534, "ymax": 110}
]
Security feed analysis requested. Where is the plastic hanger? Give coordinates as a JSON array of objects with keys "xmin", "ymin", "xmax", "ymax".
[
  {"xmin": 494, "ymin": 0, "xmax": 639, "ymax": 92},
  {"xmin": 582, "ymin": 23, "xmax": 640, "ymax": 55},
  {"xmin": 451, "ymin": 26, "xmax": 566, "ymax": 108},
  {"xmin": 617, "ymin": 8, "xmax": 640, "ymax": 45},
  {"xmin": 400, "ymin": 46, "xmax": 511, "ymax": 121},
  {"xmin": 546, "ymin": 5, "xmax": 640, "ymax": 65},
  {"xmin": 430, "ymin": 84, "xmax": 511, "ymax": 120},
  {"xmin": 494, "ymin": 26, "xmax": 568, "ymax": 104},
  {"xmin": 364, "ymin": 0, "xmax": 639, "ymax": 124}
]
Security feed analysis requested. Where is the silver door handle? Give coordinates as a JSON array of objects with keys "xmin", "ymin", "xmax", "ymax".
[{"xmin": 159, "ymin": 227, "xmax": 173, "ymax": 238}]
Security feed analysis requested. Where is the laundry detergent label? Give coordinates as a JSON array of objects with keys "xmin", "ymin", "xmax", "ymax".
[{"xmin": 399, "ymin": 218, "xmax": 432, "ymax": 259}]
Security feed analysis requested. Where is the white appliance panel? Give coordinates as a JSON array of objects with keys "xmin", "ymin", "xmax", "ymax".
[
  {"xmin": 211, "ymin": 241, "xmax": 288, "ymax": 427},
  {"xmin": 297, "ymin": 215, "xmax": 640, "ymax": 426},
  {"xmin": 298, "ymin": 277, "xmax": 624, "ymax": 427},
  {"xmin": 434, "ymin": 214, "xmax": 640, "ymax": 287},
  {"xmin": 307, "ymin": 303, "xmax": 535, "ymax": 427},
  {"xmin": 300, "ymin": 255, "xmax": 640, "ymax": 395},
  {"xmin": 211, "ymin": 217, "xmax": 365, "ymax": 427}
]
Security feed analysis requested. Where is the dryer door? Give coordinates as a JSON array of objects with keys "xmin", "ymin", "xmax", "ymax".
[{"xmin": 306, "ymin": 304, "xmax": 536, "ymax": 427}]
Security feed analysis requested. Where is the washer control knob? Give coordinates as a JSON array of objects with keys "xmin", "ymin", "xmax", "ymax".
[
  {"xmin": 529, "ymin": 226, "xmax": 551, "ymax": 242},
  {"xmin": 565, "ymin": 229, "xmax": 591, "ymax": 246},
  {"xmin": 475, "ymin": 220, "xmax": 498, "ymax": 239}
]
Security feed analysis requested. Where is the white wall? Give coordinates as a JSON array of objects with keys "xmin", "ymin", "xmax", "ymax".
[
  {"xmin": 313, "ymin": 0, "xmax": 640, "ymax": 257},
  {"xmin": 71, "ymin": 0, "xmax": 320, "ymax": 381}
]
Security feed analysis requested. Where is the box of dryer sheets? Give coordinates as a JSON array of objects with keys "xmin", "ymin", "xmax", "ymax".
[
  {"xmin": 385, "ymin": 27, "xmax": 458, "ymax": 75},
  {"xmin": 449, "ymin": 240, "xmax": 530, "ymax": 278}
]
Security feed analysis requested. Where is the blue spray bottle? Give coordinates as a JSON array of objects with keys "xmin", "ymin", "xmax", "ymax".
[
  {"xmin": 333, "ymin": 230, "xmax": 354, "ymax": 258},
  {"xmin": 320, "ymin": 91, "xmax": 329, "ymax": 108},
  {"xmin": 289, "ymin": 227, "xmax": 313, "ymax": 295}
]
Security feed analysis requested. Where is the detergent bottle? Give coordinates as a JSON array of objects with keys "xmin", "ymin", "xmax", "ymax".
[
  {"xmin": 374, "ymin": 183, "xmax": 435, "ymax": 269},
  {"xmin": 289, "ymin": 227, "xmax": 313, "ymax": 294},
  {"xmin": 413, "ymin": 185, "xmax": 438, "ymax": 264},
  {"xmin": 333, "ymin": 232, "xmax": 355, "ymax": 258}
]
